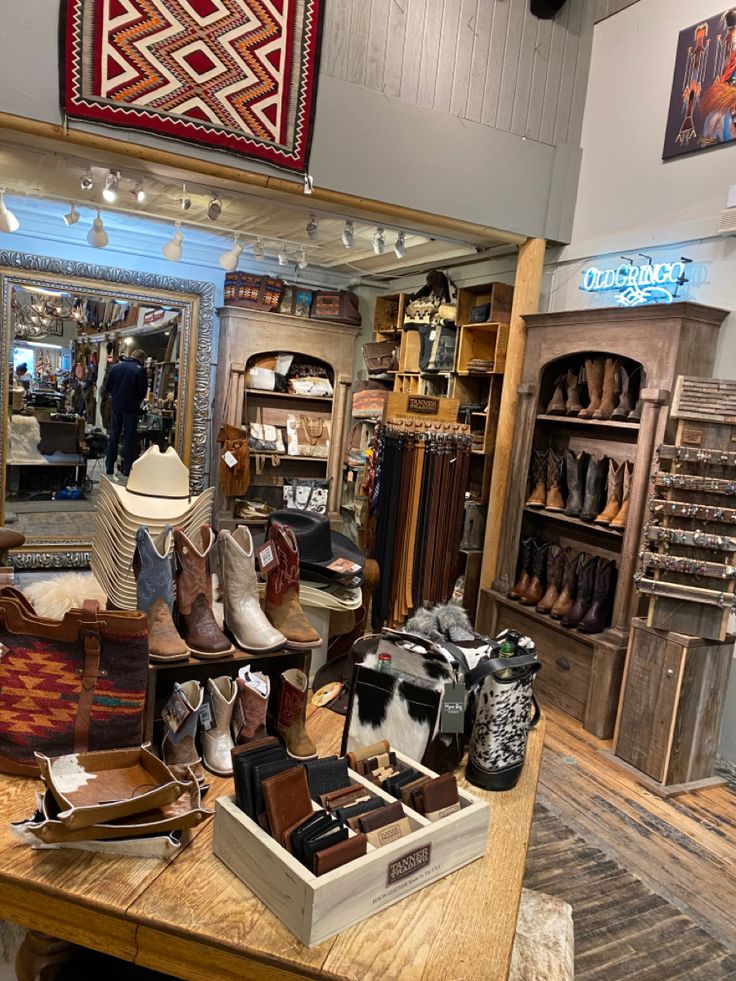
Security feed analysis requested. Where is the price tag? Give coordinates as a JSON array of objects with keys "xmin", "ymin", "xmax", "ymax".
[
  {"xmin": 162, "ymin": 688, "xmax": 194, "ymax": 734},
  {"xmin": 199, "ymin": 699, "xmax": 214, "ymax": 731},
  {"xmin": 256, "ymin": 542, "xmax": 278, "ymax": 575},
  {"xmin": 238, "ymin": 665, "xmax": 269, "ymax": 696},
  {"xmin": 326, "ymin": 557, "xmax": 361, "ymax": 575},
  {"xmin": 223, "ymin": 450, "xmax": 238, "ymax": 469},
  {"xmin": 347, "ymin": 470, "xmax": 354, "ymax": 483},
  {"xmin": 441, "ymin": 683, "xmax": 467, "ymax": 734}
]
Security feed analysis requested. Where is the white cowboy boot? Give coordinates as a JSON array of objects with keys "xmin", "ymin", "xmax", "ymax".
[
  {"xmin": 218, "ymin": 525, "xmax": 286, "ymax": 652},
  {"xmin": 200, "ymin": 676, "xmax": 237, "ymax": 776}
]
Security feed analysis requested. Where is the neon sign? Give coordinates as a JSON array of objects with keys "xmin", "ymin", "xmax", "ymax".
[{"xmin": 580, "ymin": 261, "xmax": 688, "ymax": 307}]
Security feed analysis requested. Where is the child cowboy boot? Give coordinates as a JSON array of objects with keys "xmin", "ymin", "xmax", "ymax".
[
  {"xmin": 276, "ymin": 668, "xmax": 317, "ymax": 760},
  {"xmin": 174, "ymin": 525, "xmax": 234, "ymax": 659},
  {"xmin": 232, "ymin": 668, "xmax": 270, "ymax": 745},
  {"xmin": 161, "ymin": 680, "xmax": 206, "ymax": 785},
  {"xmin": 133, "ymin": 526, "xmax": 188, "ymax": 662},
  {"xmin": 218, "ymin": 526, "xmax": 286, "ymax": 652},
  {"xmin": 264, "ymin": 523, "xmax": 321, "ymax": 650},
  {"xmin": 200, "ymin": 676, "xmax": 237, "ymax": 776}
]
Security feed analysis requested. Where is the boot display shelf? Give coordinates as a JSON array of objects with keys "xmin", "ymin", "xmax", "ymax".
[{"xmin": 477, "ymin": 304, "xmax": 726, "ymax": 738}]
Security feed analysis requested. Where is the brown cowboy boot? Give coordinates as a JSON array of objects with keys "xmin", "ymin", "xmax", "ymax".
[
  {"xmin": 593, "ymin": 358, "xmax": 621, "ymax": 419},
  {"xmin": 610, "ymin": 461, "xmax": 633, "ymax": 528},
  {"xmin": 546, "ymin": 449, "xmax": 565, "ymax": 512},
  {"xmin": 550, "ymin": 551, "xmax": 581, "ymax": 620},
  {"xmin": 277, "ymin": 668, "xmax": 317, "ymax": 760},
  {"xmin": 265, "ymin": 523, "xmax": 321, "ymax": 649},
  {"xmin": 509, "ymin": 536, "xmax": 533, "ymax": 600},
  {"xmin": 174, "ymin": 525, "xmax": 233, "ymax": 659},
  {"xmin": 561, "ymin": 554, "xmax": 598, "ymax": 628},
  {"xmin": 520, "ymin": 541, "xmax": 550, "ymax": 607},
  {"xmin": 161, "ymin": 680, "xmax": 206, "ymax": 785},
  {"xmin": 565, "ymin": 368, "xmax": 584, "ymax": 416},
  {"xmin": 545, "ymin": 374, "xmax": 566, "ymax": 415},
  {"xmin": 579, "ymin": 358, "xmax": 604, "ymax": 419},
  {"xmin": 536, "ymin": 546, "xmax": 567, "ymax": 615},
  {"xmin": 232, "ymin": 669, "xmax": 270, "ymax": 745},
  {"xmin": 612, "ymin": 364, "xmax": 634, "ymax": 418},
  {"xmin": 578, "ymin": 560, "xmax": 617, "ymax": 634},
  {"xmin": 525, "ymin": 449, "xmax": 547, "ymax": 508}
]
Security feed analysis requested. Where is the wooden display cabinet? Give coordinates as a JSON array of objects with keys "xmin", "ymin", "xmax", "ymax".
[{"xmin": 477, "ymin": 303, "xmax": 727, "ymax": 738}]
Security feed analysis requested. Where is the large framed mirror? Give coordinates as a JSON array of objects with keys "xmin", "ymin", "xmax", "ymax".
[{"xmin": 0, "ymin": 251, "xmax": 213, "ymax": 569}]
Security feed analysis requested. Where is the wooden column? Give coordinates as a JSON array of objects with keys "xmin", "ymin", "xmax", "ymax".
[{"xmin": 479, "ymin": 237, "xmax": 545, "ymax": 596}]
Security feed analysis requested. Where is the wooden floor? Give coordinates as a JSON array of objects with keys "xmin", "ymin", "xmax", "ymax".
[{"xmin": 535, "ymin": 703, "xmax": 736, "ymax": 957}]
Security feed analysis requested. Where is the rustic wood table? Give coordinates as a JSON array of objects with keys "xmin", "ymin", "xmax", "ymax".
[{"xmin": 0, "ymin": 707, "xmax": 545, "ymax": 981}]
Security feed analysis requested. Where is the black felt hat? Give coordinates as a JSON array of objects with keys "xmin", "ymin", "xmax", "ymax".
[{"xmin": 253, "ymin": 510, "xmax": 364, "ymax": 581}]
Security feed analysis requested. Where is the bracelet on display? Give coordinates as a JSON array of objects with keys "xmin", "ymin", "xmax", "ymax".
[
  {"xmin": 644, "ymin": 525, "xmax": 736, "ymax": 552},
  {"xmin": 639, "ymin": 549, "xmax": 736, "ymax": 580},
  {"xmin": 657, "ymin": 444, "xmax": 736, "ymax": 466},
  {"xmin": 649, "ymin": 498, "xmax": 736, "ymax": 523},
  {"xmin": 653, "ymin": 472, "xmax": 736, "ymax": 496},
  {"xmin": 634, "ymin": 572, "xmax": 736, "ymax": 609}
]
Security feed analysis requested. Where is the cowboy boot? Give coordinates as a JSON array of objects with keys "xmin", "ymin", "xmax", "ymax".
[
  {"xmin": 277, "ymin": 668, "xmax": 317, "ymax": 760},
  {"xmin": 629, "ymin": 368, "xmax": 645, "ymax": 421},
  {"xmin": 175, "ymin": 525, "xmax": 234, "ymax": 659},
  {"xmin": 612, "ymin": 364, "xmax": 634, "ymax": 419},
  {"xmin": 218, "ymin": 526, "xmax": 286, "ymax": 652},
  {"xmin": 525, "ymin": 449, "xmax": 547, "ymax": 508},
  {"xmin": 595, "ymin": 459, "xmax": 625, "ymax": 525},
  {"xmin": 509, "ymin": 536, "xmax": 533, "ymax": 600},
  {"xmin": 232, "ymin": 668, "xmax": 270, "ymax": 745},
  {"xmin": 520, "ymin": 541, "xmax": 550, "ymax": 606},
  {"xmin": 561, "ymin": 554, "xmax": 598, "ymax": 628},
  {"xmin": 536, "ymin": 545, "xmax": 567, "ymax": 615},
  {"xmin": 610, "ymin": 461, "xmax": 633, "ymax": 528},
  {"xmin": 265, "ymin": 523, "xmax": 321, "ymax": 649},
  {"xmin": 565, "ymin": 367, "xmax": 584, "ymax": 416},
  {"xmin": 578, "ymin": 560, "xmax": 618, "ymax": 634},
  {"xmin": 592, "ymin": 358, "xmax": 621, "ymax": 419},
  {"xmin": 545, "ymin": 374, "xmax": 566, "ymax": 415},
  {"xmin": 133, "ymin": 526, "xmax": 188, "ymax": 663},
  {"xmin": 161, "ymin": 680, "xmax": 206, "ymax": 785},
  {"xmin": 564, "ymin": 450, "xmax": 589, "ymax": 518},
  {"xmin": 579, "ymin": 358, "xmax": 604, "ymax": 419},
  {"xmin": 550, "ymin": 551, "xmax": 581, "ymax": 620},
  {"xmin": 580, "ymin": 456, "xmax": 608, "ymax": 522},
  {"xmin": 545, "ymin": 449, "xmax": 565, "ymax": 512},
  {"xmin": 200, "ymin": 676, "xmax": 237, "ymax": 776}
]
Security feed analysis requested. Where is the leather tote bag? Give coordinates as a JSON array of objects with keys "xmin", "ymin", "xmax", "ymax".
[
  {"xmin": 0, "ymin": 589, "xmax": 149, "ymax": 776},
  {"xmin": 363, "ymin": 341, "xmax": 396, "ymax": 376}
]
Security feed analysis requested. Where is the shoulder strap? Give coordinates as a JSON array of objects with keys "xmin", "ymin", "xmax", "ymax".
[
  {"xmin": 75, "ymin": 599, "xmax": 102, "ymax": 751},
  {"xmin": 466, "ymin": 654, "xmax": 541, "ymax": 690}
]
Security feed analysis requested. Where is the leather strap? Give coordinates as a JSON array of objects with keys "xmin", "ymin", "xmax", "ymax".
[
  {"xmin": 75, "ymin": 600, "xmax": 102, "ymax": 752},
  {"xmin": 466, "ymin": 654, "xmax": 542, "ymax": 690}
]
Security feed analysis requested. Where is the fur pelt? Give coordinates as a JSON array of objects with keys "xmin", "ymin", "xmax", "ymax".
[
  {"xmin": 406, "ymin": 602, "xmax": 476, "ymax": 643},
  {"xmin": 23, "ymin": 572, "xmax": 108, "ymax": 619}
]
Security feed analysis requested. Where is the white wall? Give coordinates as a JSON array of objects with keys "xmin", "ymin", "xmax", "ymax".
[{"xmin": 545, "ymin": 0, "xmax": 736, "ymax": 765}]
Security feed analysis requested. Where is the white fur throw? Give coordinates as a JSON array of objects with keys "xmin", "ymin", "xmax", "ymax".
[
  {"xmin": 23, "ymin": 573, "xmax": 108, "ymax": 619},
  {"xmin": 8, "ymin": 415, "xmax": 42, "ymax": 464}
]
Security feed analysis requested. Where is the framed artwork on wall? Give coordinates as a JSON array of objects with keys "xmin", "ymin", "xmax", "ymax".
[{"xmin": 664, "ymin": 8, "xmax": 736, "ymax": 159}]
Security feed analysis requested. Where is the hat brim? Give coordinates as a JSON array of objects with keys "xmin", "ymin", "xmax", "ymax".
[
  {"xmin": 251, "ymin": 526, "xmax": 364, "ymax": 579},
  {"xmin": 256, "ymin": 581, "xmax": 361, "ymax": 611},
  {"xmin": 103, "ymin": 477, "xmax": 213, "ymax": 521},
  {"xmin": 96, "ymin": 489, "xmax": 213, "ymax": 533}
]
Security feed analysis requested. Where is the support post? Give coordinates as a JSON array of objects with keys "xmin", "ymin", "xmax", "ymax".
[{"xmin": 479, "ymin": 237, "xmax": 545, "ymax": 597}]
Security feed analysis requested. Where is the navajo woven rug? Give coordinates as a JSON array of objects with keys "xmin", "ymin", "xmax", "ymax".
[{"xmin": 62, "ymin": 0, "xmax": 323, "ymax": 172}]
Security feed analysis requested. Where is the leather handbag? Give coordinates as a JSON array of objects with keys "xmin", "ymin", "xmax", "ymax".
[
  {"xmin": 0, "ymin": 590, "xmax": 149, "ymax": 776},
  {"xmin": 311, "ymin": 290, "xmax": 361, "ymax": 326},
  {"xmin": 249, "ymin": 423, "xmax": 285, "ymax": 454},
  {"xmin": 283, "ymin": 478, "xmax": 329, "ymax": 514},
  {"xmin": 363, "ymin": 341, "xmax": 396, "ymax": 376},
  {"xmin": 286, "ymin": 415, "xmax": 330, "ymax": 459},
  {"xmin": 224, "ymin": 273, "xmax": 283, "ymax": 311},
  {"xmin": 352, "ymin": 381, "xmax": 390, "ymax": 420},
  {"xmin": 216, "ymin": 423, "xmax": 250, "ymax": 498}
]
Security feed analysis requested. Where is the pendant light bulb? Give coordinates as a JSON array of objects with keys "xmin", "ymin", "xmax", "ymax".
[
  {"xmin": 394, "ymin": 230, "xmax": 406, "ymax": 260},
  {"xmin": 207, "ymin": 194, "xmax": 222, "ymax": 221},
  {"xmin": 162, "ymin": 221, "xmax": 183, "ymax": 262},
  {"xmin": 0, "ymin": 190, "xmax": 19, "ymax": 234},
  {"xmin": 180, "ymin": 184, "xmax": 191, "ymax": 211},
  {"xmin": 296, "ymin": 245, "xmax": 308, "ymax": 270},
  {"xmin": 86, "ymin": 209, "xmax": 108, "ymax": 249},
  {"xmin": 278, "ymin": 242, "xmax": 289, "ymax": 266},
  {"xmin": 134, "ymin": 183, "xmax": 146, "ymax": 204},
  {"xmin": 80, "ymin": 172, "xmax": 94, "ymax": 192},
  {"xmin": 373, "ymin": 226, "xmax": 385, "ymax": 255},
  {"xmin": 253, "ymin": 237, "xmax": 265, "ymax": 260},
  {"xmin": 342, "ymin": 220, "xmax": 354, "ymax": 249},
  {"xmin": 219, "ymin": 234, "xmax": 243, "ymax": 272},
  {"xmin": 102, "ymin": 171, "xmax": 119, "ymax": 204},
  {"xmin": 306, "ymin": 213, "xmax": 319, "ymax": 240},
  {"xmin": 63, "ymin": 202, "xmax": 80, "ymax": 227}
]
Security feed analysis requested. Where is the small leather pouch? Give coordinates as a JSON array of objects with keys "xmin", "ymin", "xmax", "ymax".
[
  {"xmin": 347, "ymin": 740, "xmax": 390, "ymax": 770},
  {"xmin": 303, "ymin": 825, "xmax": 350, "ymax": 873},
  {"xmin": 262, "ymin": 767, "xmax": 312, "ymax": 846},
  {"xmin": 314, "ymin": 833, "xmax": 368, "ymax": 876},
  {"xmin": 421, "ymin": 773, "xmax": 461, "ymax": 822},
  {"xmin": 304, "ymin": 756, "xmax": 351, "ymax": 801}
]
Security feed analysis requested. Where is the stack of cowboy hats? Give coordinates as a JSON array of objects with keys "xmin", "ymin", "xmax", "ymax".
[{"xmin": 91, "ymin": 446, "xmax": 214, "ymax": 610}]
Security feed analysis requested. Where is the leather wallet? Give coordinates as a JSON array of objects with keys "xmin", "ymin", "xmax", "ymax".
[
  {"xmin": 253, "ymin": 758, "xmax": 302, "ymax": 819},
  {"xmin": 232, "ymin": 742, "xmax": 286, "ymax": 818},
  {"xmin": 283, "ymin": 811, "xmax": 320, "ymax": 855},
  {"xmin": 335, "ymin": 796, "xmax": 385, "ymax": 829},
  {"xmin": 360, "ymin": 751, "xmax": 396, "ymax": 774},
  {"xmin": 262, "ymin": 766, "xmax": 313, "ymax": 846},
  {"xmin": 320, "ymin": 783, "xmax": 366, "ymax": 809},
  {"xmin": 357, "ymin": 800, "xmax": 405, "ymax": 834},
  {"xmin": 400, "ymin": 776, "xmax": 431, "ymax": 808},
  {"xmin": 383, "ymin": 768, "xmax": 422, "ymax": 798},
  {"xmin": 290, "ymin": 810, "xmax": 332, "ymax": 864},
  {"xmin": 365, "ymin": 817, "xmax": 411, "ymax": 849},
  {"xmin": 303, "ymin": 825, "xmax": 349, "ymax": 873},
  {"xmin": 422, "ymin": 773, "xmax": 461, "ymax": 821},
  {"xmin": 304, "ymin": 757, "xmax": 351, "ymax": 801},
  {"xmin": 347, "ymin": 740, "xmax": 390, "ymax": 770},
  {"xmin": 314, "ymin": 833, "xmax": 368, "ymax": 876}
]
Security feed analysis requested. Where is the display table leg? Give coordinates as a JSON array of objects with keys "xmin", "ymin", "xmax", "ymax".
[{"xmin": 15, "ymin": 930, "xmax": 75, "ymax": 981}]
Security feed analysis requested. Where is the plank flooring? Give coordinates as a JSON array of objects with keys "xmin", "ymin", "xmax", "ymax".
[{"xmin": 536, "ymin": 702, "xmax": 736, "ymax": 957}]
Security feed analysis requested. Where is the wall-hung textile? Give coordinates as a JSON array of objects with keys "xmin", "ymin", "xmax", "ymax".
[
  {"xmin": 62, "ymin": 0, "xmax": 324, "ymax": 173},
  {"xmin": 663, "ymin": 8, "xmax": 736, "ymax": 160}
]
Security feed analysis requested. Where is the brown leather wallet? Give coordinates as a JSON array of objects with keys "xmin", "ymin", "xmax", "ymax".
[
  {"xmin": 230, "ymin": 736, "xmax": 279, "ymax": 765},
  {"xmin": 400, "ymin": 775, "xmax": 431, "ymax": 808},
  {"xmin": 347, "ymin": 740, "xmax": 390, "ymax": 770},
  {"xmin": 319, "ymin": 783, "xmax": 366, "ymax": 810},
  {"xmin": 314, "ymin": 833, "xmax": 368, "ymax": 876},
  {"xmin": 422, "ymin": 773, "xmax": 460, "ymax": 821},
  {"xmin": 357, "ymin": 800, "xmax": 404, "ymax": 833},
  {"xmin": 261, "ymin": 766, "xmax": 313, "ymax": 846}
]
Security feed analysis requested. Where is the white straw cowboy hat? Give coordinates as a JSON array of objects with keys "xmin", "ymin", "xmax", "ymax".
[
  {"xmin": 104, "ymin": 445, "xmax": 205, "ymax": 520},
  {"xmin": 97, "ymin": 483, "xmax": 214, "ymax": 535}
]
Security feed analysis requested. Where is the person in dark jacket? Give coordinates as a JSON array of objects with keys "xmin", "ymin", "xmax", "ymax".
[{"xmin": 104, "ymin": 350, "xmax": 148, "ymax": 477}]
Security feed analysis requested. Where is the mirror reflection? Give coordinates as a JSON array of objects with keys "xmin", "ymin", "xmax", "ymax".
[{"xmin": 6, "ymin": 284, "xmax": 181, "ymax": 539}]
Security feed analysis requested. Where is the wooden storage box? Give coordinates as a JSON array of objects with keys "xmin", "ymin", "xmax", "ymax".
[{"xmin": 213, "ymin": 751, "xmax": 490, "ymax": 947}]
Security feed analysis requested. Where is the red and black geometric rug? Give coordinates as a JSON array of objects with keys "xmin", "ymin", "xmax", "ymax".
[{"xmin": 62, "ymin": 0, "xmax": 323, "ymax": 173}]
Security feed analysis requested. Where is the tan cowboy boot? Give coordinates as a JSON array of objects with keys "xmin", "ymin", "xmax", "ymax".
[
  {"xmin": 610, "ymin": 461, "xmax": 633, "ymax": 528},
  {"xmin": 593, "ymin": 358, "xmax": 621, "ymax": 419},
  {"xmin": 565, "ymin": 368, "xmax": 584, "ymax": 416},
  {"xmin": 277, "ymin": 668, "xmax": 317, "ymax": 760},
  {"xmin": 525, "ymin": 449, "xmax": 547, "ymax": 508},
  {"xmin": 579, "ymin": 358, "xmax": 604, "ymax": 418},
  {"xmin": 595, "ymin": 460, "xmax": 625, "ymax": 525},
  {"xmin": 265, "ymin": 523, "xmax": 321, "ymax": 650}
]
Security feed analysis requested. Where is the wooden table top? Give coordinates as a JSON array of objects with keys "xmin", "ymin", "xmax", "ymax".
[{"xmin": 0, "ymin": 706, "xmax": 545, "ymax": 981}]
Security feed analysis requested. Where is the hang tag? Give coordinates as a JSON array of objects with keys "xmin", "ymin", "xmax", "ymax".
[
  {"xmin": 429, "ymin": 329, "xmax": 437, "ymax": 341},
  {"xmin": 223, "ymin": 450, "xmax": 238, "ymax": 469},
  {"xmin": 347, "ymin": 470, "xmax": 354, "ymax": 483},
  {"xmin": 256, "ymin": 542, "xmax": 278, "ymax": 575},
  {"xmin": 239, "ymin": 665, "xmax": 269, "ymax": 696},
  {"xmin": 326, "ymin": 557, "xmax": 361, "ymax": 575},
  {"xmin": 441, "ymin": 683, "xmax": 467, "ymax": 734},
  {"xmin": 199, "ymin": 699, "xmax": 214, "ymax": 731},
  {"xmin": 162, "ymin": 689, "xmax": 194, "ymax": 735}
]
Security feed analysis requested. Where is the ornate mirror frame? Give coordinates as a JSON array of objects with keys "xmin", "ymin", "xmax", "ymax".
[{"xmin": 0, "ymin": 250, "xmax": 213, "ymax": 569}]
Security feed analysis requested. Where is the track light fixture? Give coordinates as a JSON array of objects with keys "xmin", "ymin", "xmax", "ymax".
[
  {"xmin": 219, "ymin": 234, "xmax": 243, "ymax": 272},
  {"xmin": 180, "ymin": 184, "xmax": 191, "ymax": 210},
  {"xmin": 63, "ymin": 202, "xmax": 80, "ymax": 227},
  {"xmin": 296, "ymin": 245, "xmax": 308, "ymax": 269},
  {"xmin": 253, "ymin": 237, "xmax": 265, "ymax": 260},
  {"xmin": 102, "ymin": 171, "xmax": 119, "ymax": 204},
  {"xmin": 373, "ymin": 226, "xmax": 385, "ymax": 255},
  {"xmin": 162, "ymin": 221, "xmax": 183, "ymax": 261},
  {"xmin": 394, "ymin": 230, "xmax": 406, "ymax": 259},
  {"xmin": 134, "ymin": 183, "xmax": 146, "ymax": 204},
  {"xmin": 306, "ymin": 213, "xmax": 319, "ymax": 240},
  {"xmin": 207, "ymin": 194, "xmax": 222, "ymax": 221},
  {"xmin": 87, "ymin": 210, "xmax": 108, "ymax": 248},
  {"xmin": 278, "ymin": 242, "xmax": 289, "ymax": 266},
  {"xmin": 0, "ymin": 190, "xmax": 19, "ymax": 234},
  {"xmin": 80, "ymin": 172, "xmax": 94, "ymax": 192},
  {"xmin": 342, "ymin": 220, "xmax": 355, "ymax": 249}
]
